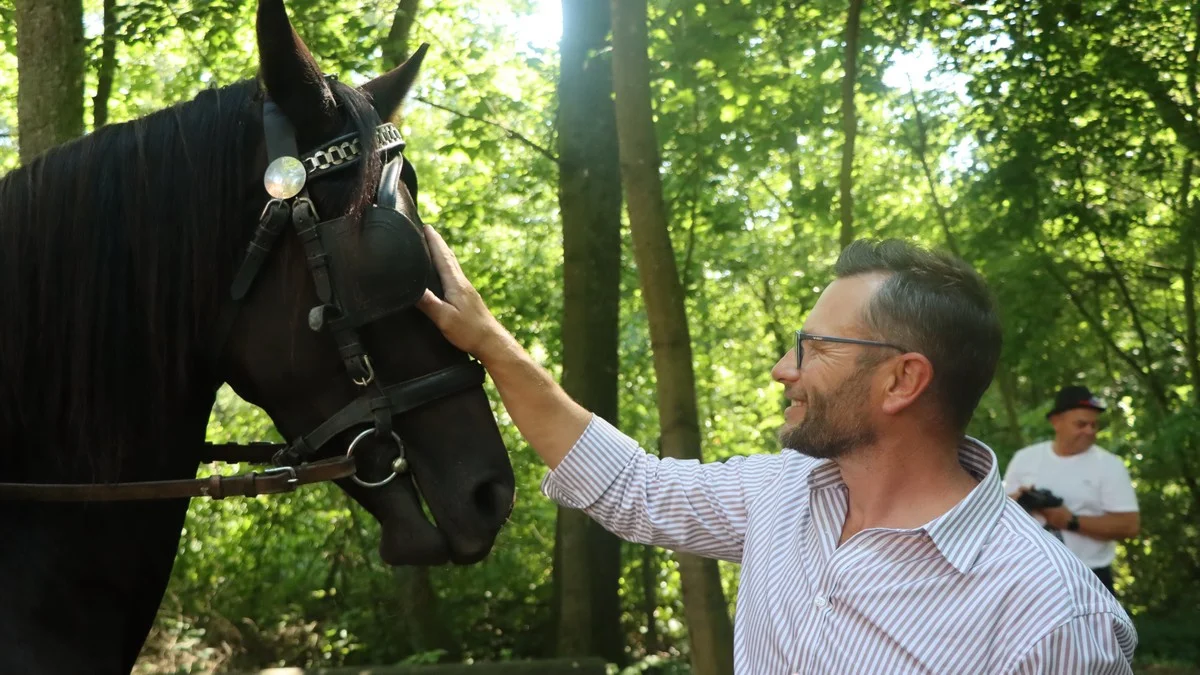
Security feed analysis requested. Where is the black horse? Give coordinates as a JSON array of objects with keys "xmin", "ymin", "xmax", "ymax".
[{"xmin": 0, "ymin": 0, "xmax": 514, "ymax": 671}]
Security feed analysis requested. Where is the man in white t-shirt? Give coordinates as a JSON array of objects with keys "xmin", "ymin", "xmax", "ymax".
[{"xmin": 1003, "ymin": 385, "xmax": 1140, "ymax": 596}]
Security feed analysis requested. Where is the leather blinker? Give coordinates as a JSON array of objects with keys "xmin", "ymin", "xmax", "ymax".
[{"xmin": 315, "ymin": 156, "xmax": 431, "ymax": 329}]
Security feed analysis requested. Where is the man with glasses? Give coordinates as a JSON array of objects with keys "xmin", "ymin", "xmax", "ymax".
[
  {"xmin": 416, "ymin": 232, "xmax": 1136, "ymax": 673},
  {"xmin": 1004, "ymin": 385, "xmax": 1140, "ymax": 598}
]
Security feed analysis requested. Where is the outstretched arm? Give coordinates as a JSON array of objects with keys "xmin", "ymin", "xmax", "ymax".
[{"xmin": 415, "ymin": 226, "xmax": 779, "ymax": 560}]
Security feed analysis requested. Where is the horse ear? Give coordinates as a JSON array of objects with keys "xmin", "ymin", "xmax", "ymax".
[
  {"xmin": 256, "ymin": 0, "xmax": 339, "ymax": 136},
  {"xmin": 361, "ymin": 43, "xmax": 430, "ymax": 123}
]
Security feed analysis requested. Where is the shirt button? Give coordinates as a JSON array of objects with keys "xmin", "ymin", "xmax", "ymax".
[{"xmin": 814, "ymin": 595, "xmax": 827, "ymax": 608}]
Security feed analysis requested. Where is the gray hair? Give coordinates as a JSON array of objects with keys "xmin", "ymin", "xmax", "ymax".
[{"xmin": 834, "ymin": 239, "xmax": 1002, "ymax": 433}]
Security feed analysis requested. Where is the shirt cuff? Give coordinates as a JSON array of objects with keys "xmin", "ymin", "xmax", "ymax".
[{"xmin": 540, "ymin": 414, "xmax": 642, "ymax": 510}]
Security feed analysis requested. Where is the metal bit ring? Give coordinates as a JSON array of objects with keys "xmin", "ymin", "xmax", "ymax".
[{"xmin": 345, "ymin": 428, "xmax": 405, "ymax": 488}]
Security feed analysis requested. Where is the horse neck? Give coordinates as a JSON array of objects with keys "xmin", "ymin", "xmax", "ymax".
[{"xmin": 0, "ymin": 85, "xmax": 259, "ymax": 482}]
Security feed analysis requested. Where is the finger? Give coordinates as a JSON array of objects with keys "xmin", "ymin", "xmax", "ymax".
[
  {"xmin": 424, "ymin": 225, "xmax": 466, "ymax": 280},
  {"xmin": 424, "ymin": 224, "xmax": 447, "ymax": 254},
  {"xmin": 422, "ymin": 227, "xmax": 464, "ymax": 295},
  {"xmin": 415, "ymin": 288, "xmax": 449, "ymax": 320}
]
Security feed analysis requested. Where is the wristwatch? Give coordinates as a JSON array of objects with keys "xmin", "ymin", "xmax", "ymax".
[{"xmin": 1066, "ymin": 514, "xmax": 1080, "ymax": 532}]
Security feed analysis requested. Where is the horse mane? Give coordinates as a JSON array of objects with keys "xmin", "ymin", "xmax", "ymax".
[{"xmin": 0, "ymin": 77, "xmax": 382, "ymax": 481}]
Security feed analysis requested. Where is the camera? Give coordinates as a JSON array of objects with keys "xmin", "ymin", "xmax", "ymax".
[{"xmin": 1016, "ymin": 487, "xmax": 1063, "ymax": 511}]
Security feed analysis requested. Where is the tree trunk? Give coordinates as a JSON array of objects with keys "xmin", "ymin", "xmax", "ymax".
[
  {"xmin": 996, "ymin": 366, "xmax": 1025, "ymax": 450},
  {"xmin": 14, "ymin": 0, "xmax": 84, "ymax": 162},
  {"xmin": 92, "ymin": 0, "xmax": 118, "ymax": 129},
  {"xmin": 382, "ymin": 0, "xmax": 420, "ymax": 68},
  {"xmin": 1184, "ymin": 223, "xmax": 1200, "ymax": 404},
  {"xmin": 905, "ymin": 86, "xmax": 961, "ymax": 257},
  {"xmin": 838, "ymin": 0, "xmax": 863, "ymax": 249},
  {"xmin": 787, "ymin": 139, "xmax": 806, "ymax": 244},
  {"xmin": 553, "ymin": 0, "xmax": 625, "ymax": 665},
  {"xmin": 1180, "ymin": 161, "xmax": 1200, "ymax": 402},
  {"xmin": 609, "ymin": 2, "xmax": 735, "ymax": 674},
  {"xmin": 391, "ymin": 566, "xmax": 460, "ymax": 661},
  {"xmin": 640, "ymin": 544, "xmax": 659, "ymax": 654}
]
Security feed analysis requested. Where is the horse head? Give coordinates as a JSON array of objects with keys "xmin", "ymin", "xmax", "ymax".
[{"xmin": 219, "ymin": 0, "xmax": 515, "ymax": 566}]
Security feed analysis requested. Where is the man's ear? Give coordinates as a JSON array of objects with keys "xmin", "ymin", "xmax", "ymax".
[{"xmin": 880, "ymin": 353, "xmax": 934, "ymax": 415}]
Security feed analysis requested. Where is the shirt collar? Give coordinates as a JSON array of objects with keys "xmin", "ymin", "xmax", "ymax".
[{"xmin": 805, "ymin": 437, "xmax": 1007, "ymax": 573}]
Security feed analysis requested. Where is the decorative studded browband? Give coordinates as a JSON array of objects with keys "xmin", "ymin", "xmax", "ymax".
[{"xmin": 301, "ymin": 122, "xmax": 406, "ymax": 179}]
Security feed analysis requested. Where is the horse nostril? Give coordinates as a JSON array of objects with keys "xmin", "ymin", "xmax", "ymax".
[{"xmin": 472, "ymin": 479, "xmax": 514, "ymax": 521}]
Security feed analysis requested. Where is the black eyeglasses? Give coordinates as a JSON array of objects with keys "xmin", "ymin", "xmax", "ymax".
[{"xmin": 794, "ymin": 330, "xmax": 908, "ymax": 369}]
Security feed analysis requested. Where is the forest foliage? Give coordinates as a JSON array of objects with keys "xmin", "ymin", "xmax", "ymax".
[{"xmin": 0, "ymin": 0, "xmax": 1196, "ymax": 671}]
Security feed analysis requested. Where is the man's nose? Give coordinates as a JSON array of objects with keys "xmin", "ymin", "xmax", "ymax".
[{"xmin": 772, "ymin": 349, "xmax": 799, "ymax": 382}]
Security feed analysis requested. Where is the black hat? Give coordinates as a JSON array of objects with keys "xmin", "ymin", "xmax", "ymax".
[{"xmin": 1047, "ymin": 385, "xmax": 1107, "ymax": 419}]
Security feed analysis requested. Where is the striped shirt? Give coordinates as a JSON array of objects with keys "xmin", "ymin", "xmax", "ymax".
[{"xmin": 542, "ymin": 414, "xmax": 1137, "ymax": 674}]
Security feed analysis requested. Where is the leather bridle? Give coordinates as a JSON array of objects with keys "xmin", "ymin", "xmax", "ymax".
[{"xmin": 0, "ymin": 89, "xmax": 485, "ymax": 502}]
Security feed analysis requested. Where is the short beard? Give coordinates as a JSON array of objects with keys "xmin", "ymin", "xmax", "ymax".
[{"xmin": 778, "ymin": 368, "xmax": 878, "ymax": 460}]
